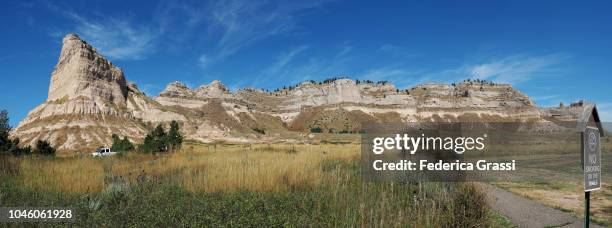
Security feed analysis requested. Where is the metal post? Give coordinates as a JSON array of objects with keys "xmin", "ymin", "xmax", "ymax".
[{"xmin": 584, "ymin": 191, "xmax": 590, "ymax": 228}]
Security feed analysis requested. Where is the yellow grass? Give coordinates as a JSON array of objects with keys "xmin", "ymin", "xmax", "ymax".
[
  {"xmin": 18, "ymin": 156, "xmax": 105, "ymax": 193},
  {"xmin": 14, "ymin": 143, "xmax": 360, "ymax": 194},
  {"xmin": 495, "ymin": 181, "xmax": 612, "ymax": 225}
]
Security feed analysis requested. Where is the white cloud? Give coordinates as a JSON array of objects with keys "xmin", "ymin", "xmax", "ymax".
[
  {"xmin": 352, "ymin": 53, "xmax": 570, "ymax": 90},
  {"xmin": 263, "ymin": 45, "xmax": 308, "ymax": 75},
  {"xmin": 45, "ymin": 1, "xmax": 328, "ymax": 64},
  {"xmin": 203, "ymin": 0, "xmax": 326, "ymax": 62},
  {"xmin": 47, "ymin": 4, "xmax": 161, "ymax": 61},
  {"xmin": 252, "ymin": 45, "xmax": 309, "ymax": 87},
  {"xmin": 468, "ymin": 54, "xmax": 569, "ymax": 84},
  {"xmin": 70, "ymin": 15, "xmax": 159, "ymax": 60},
  {"xmin": 250, "ymin": 43, "xmax": 357, "ymax": 88}
]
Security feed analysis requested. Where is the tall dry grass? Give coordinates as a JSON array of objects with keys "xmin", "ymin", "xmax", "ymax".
[
  {"xmin": 10, "ymin": 143, "xmax": 359, "ymax": 193},
  {"xmin": 1, "ymin": 142, "xmax": 493, "ymax": 227}
]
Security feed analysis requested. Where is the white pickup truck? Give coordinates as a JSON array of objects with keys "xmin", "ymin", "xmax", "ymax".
[{"xmin": 91, "ymin": 147, "xmax": 117, "ymax": 157}]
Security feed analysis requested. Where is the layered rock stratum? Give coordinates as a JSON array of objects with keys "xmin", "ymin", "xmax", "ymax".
[{"xmin": 10, "ymin": 34, "xmax": 578, "ymax": 155}]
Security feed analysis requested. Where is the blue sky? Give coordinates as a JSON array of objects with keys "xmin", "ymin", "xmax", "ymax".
[{"xmin": 1, "ymin": 0, "xmax": 612, "ymax": 126}]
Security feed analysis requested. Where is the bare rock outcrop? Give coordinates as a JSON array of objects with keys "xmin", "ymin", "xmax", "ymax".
[
  {"xmin": 195, "ymin": 80, "xmax": 230, "ymax": 98},
  {"xmin": 48, "ymin": 34, "xmax": 128, "ymax": 106},
  {"xmin": 159, "ymin": 81, "xmax": 194, "ymax": 97}
]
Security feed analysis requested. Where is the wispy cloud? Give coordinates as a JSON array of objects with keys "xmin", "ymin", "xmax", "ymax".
[
  {"xmin": 335, "ymin": 45, "xmax": 352, "ymax": 58},
  {"xmin": 42, "ymin": 0, "xmax": 329, "ymax": 65},
  {"xmin": 352, "ymin": 53, "xmax": 571, "ymax": 89},
  {"xmin": 198, "ymin": 54, "xmax": 209, "ymax": 68},
  {"xmin": 378, "ymin": 43, "xmax": 421, "ymax": 58},
  {"xmin": 203, "ymin": 0, "xmax": 326, "ymax": 63},
  {"xmin": 262, "ymin": 45, "xmax": 308, "ymax": 76},
  {"xmin": 47, "ymin": 4, "xmax": 161, "ymax": 60},
  {"xmin": 251, "ymin": 44, "xmax": 353, "ymax": 88},
  {"xmin": 379, "ymin": 44, "xmax": 398, "ymax": 52},
  {"xmin": 468, "ymin": 54, "xmax": 569, "ymax": 84},
  {"xmin": 253, "ymin": 45, "xmax": 311, "ymax": 87},
  {"xmin": 135, "ymin": 83, "xmax": 162, "ymax": 97}
]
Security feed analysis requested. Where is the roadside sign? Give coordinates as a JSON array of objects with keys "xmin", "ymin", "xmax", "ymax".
[{"xmin": 583, "ymin": 126, "xmax": 601, "ymax": 192}]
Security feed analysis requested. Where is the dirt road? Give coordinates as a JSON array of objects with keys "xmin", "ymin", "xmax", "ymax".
[{"xmin": 483, "ymin": 184, "xmax": 603, "ymax": 228}]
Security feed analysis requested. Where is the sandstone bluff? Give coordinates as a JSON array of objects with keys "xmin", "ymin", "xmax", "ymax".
[{"xmin": 10, "ymin": 34, "xmax": 581, "ymax": 154}]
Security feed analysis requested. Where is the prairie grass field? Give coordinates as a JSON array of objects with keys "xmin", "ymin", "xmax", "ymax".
[{"xmin": 0, "ymin": 142, "xmax": 501, "ymax": 227}]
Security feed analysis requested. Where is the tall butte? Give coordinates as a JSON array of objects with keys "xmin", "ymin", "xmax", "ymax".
[
  {"xmin": 48, "ymin": 33, "xmax": 128, "ymax": 106},
  {"xmin": 11, "ymin": 34, "xmax": 149, "ymax": 154}
]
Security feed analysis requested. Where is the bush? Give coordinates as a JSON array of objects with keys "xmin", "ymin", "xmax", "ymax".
[
  {"xmin": 0, "ymin": 109, "xmax": 11, "ymax": 152},
  {"xmin": 111, "ymin": 134, "xmax": 134, "ymax": 152},
  {"xmin": 152, "ymin": 124, "xmax": 168, "ymax": 152},
  {"xmin": 7, "ymin": 138, "xmax": 32, "ymax": 156},
  {"xmin": 252, "ymin": 127, "xmax": 265, "ymax": 134},
  {"xmin": 0, "ymin": 109, "xmax": 40, "ymax": 156},
  {"xmin": 35, "ymin": 140, "xmax": 55, "ymax": 156},
  {"xmin": 139, "ymin": 120, "xmax": 182, "ymax": 153},
  {"xmin": 139, "ymin": 134, "xmax": 155, "ymax": 153},
  {"xmin": 167, "ymin": 120, "xmax": 183, "ymax": 152},
  {"xmin": 310, "ymin": 127, "xmax": 323, "ymax": 133}
]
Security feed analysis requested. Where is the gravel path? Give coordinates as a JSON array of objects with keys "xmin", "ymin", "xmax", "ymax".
[{"xmin": 483, "ymin": 184, "xmax": 603, "ymax": 228}]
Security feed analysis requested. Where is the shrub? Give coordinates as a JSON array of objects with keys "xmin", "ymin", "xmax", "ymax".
[
  {"xmin": 111, "ymin": 134, "xmax": 134, "ymax": 152},
  {"xmin": 252, "ymin": 127, "xmax": 265, "ymax": 135},
  {"xmin": 0, "ymin": 109, "xmax": 35, "ymax": 156},
  {"xmin": 139, "ymin": 121, "xmax": 182, "ymax": 153},
  {"xmin": 152, "ymin": 124, "xmax": 168, "ymax": 152},
  {"xmin": 7, "ymin": 138, "xmax": 32, "ymax": 156},
  {"xmin": 0, "ymin": 109, "xmax": 11, "ymax": 152},
  {"xmin": 139, "ymin": 134, "xmax": 155, "ymax": 153},
  {"xmin": 310, "ymin": 127, "xmax": 323, "ymax": 133},
  {"xmin": 35, "ymin": 140, "xmax": 56, "ymax": 156},
  {"xmin": 167, "ymin": 120, "xmax": 183, "ymax": 152}
]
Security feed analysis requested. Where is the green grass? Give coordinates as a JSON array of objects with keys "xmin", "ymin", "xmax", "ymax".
[{"xmin": 488, "ymin": 211, "xmax": 516, "ymax": 228}]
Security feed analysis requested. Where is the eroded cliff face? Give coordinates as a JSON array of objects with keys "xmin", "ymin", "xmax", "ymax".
[
  {"xmin": 12, "ymin": 34, "xmax": 154, "ymax": 154},
  {"xmin": 48, "ymin": 34, "xmax": 128, "ymax": 106},
  {"xmin": 153, "ymin": 77, "xmax": 543, "ymax": 137},
  {"xmin": 12, "ymin": 33, "xmax": 550, "ymax": 155}
]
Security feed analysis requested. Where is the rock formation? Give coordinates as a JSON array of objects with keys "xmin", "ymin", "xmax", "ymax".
[
  {"xmin": 10, "ymin": 33, "xmax": 570, "ymax": 155},
  {"xmin": 48, "ymin": 34, "xmax": 128, "ymax": 106},
  {"xmin": 11, "ymin": 34, "xmax": 153, "ymax": 154}
]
